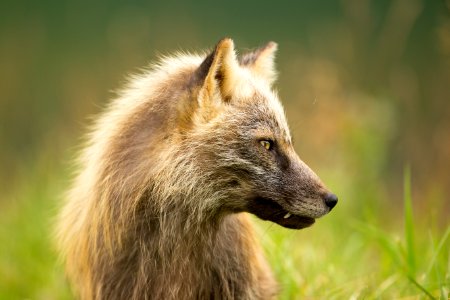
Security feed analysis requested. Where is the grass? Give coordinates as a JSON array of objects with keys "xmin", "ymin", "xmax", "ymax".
[
  {"xmin": 0, "ymin": 164, "xmax": 448, "ymax": 299},
  {"xmin": 255, "ymin": 167, "xmax": 449, "ymax": 299},
  {"xmin": 0, "ymin": 165, "xmax": 72, "ymax": 300}
]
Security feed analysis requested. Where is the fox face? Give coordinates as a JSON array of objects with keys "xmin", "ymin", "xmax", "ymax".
[
  {"xmin": 218, "ymin": 104, "xmax": 335, "ymax": 229},
  {"xmin": 188, "ymin": 39, "xmax": 337, "ymax": 229}
]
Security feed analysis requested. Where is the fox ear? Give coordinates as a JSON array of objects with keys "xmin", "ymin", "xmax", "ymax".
[
  {"xmin": 240, "ymin": 41, "xmax": 278, "ymax": 85},
  {"xmin": 197, "ymin": 38, "xmax": 239, "ymax": 106}
]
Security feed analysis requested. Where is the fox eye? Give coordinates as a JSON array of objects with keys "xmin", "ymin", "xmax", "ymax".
[{"xmin": 259, "ymin": 140, "xmax": 273, "ymax": 151}]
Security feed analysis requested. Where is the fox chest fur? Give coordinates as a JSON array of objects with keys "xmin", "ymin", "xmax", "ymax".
[{"xmin": 56, "ymin": 38, "xmax": 337, "ymax": 300}]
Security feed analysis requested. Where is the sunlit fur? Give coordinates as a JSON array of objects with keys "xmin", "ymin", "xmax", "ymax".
[{"xmin": 56, "ymin": 38, "xmax": 331, "ymax": 299}]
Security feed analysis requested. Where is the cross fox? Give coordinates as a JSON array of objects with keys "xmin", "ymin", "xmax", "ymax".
[{"xmin": 56, "ymin": 38, "xmax": 337, "ymax": 299}]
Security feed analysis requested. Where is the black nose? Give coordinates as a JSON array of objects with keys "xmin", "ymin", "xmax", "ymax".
[{"xmin": 324, "ymin": 193, "xmax": 338, "ymax": 210}]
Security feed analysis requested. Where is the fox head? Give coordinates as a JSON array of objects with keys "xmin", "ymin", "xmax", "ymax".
[{"xmin": 180, "ymin": 38, "xmax": 337, "ymax": 229}]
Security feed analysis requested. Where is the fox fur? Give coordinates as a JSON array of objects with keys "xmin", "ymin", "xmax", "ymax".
[{"xmin": 56, "ymin": 38, "xmax": 336, "ymax": 299}]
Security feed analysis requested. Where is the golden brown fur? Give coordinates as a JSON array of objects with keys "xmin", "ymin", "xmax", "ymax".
[{"xmin": 56, "ymin": 38, "xmax": 336, "ymax": 299}]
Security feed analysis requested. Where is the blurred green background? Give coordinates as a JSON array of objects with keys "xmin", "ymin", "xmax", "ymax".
[{"xmin": 1, "ymin": 0, "xmax": 449, "ymax": 299}]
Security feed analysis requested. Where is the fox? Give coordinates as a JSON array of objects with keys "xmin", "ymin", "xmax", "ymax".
[{"xmin": 56, "ymin": 38, "xmax": 338, "ymax": 300}]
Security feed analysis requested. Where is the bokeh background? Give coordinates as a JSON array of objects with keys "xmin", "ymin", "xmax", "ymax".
[{"xmin": 1, "ymin": 0, "xmax": 449, "ymax": 299}]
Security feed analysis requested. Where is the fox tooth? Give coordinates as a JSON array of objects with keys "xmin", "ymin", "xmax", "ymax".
[{"xmin": 284, "ymin": 213, "xmax": 291, "ymax": 219}]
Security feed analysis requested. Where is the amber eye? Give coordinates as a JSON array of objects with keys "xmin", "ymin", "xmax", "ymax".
[{"xmin": 259, "ymin": 140, "xmax": 273, "ymax": 151}]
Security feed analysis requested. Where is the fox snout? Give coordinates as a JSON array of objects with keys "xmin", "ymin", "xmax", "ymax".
[
  {"xmin": 286, "ymin": 157, "xmax": 338, "ymax": 217},
  {"xmin": 246, "ymin": 151, "xmax": 338, "ymax": 229}
]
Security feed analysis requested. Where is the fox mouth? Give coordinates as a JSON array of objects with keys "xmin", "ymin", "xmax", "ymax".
[{"xmin": 246, "ymin": 197, "xmax": 315, "ymax": 229}]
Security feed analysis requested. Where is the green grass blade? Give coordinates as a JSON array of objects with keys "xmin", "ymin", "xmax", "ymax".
[
  {"xmin": 425, "ymin": 227, "xmax": 450, "ymax": 276},
  {"xmin": 427, "ymin": 228, "xmax": 450, "ymax": 300},
  {"xmin": 403, "ymin": 165, "xmax": 416, "ymax": 276},
  {"xmin": 352, "ymin": 221, "xmax": 404, "ymax": 269},
  {"xmin": 406, "ymin": 275, "xmax": 436, "ymax": 300}
]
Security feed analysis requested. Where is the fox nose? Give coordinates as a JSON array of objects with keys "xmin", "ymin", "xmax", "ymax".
[{"xmin": 324, "ymin": 193, "xmax": 338, "ymax": 210}]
